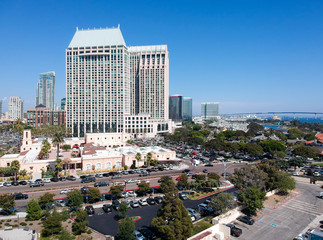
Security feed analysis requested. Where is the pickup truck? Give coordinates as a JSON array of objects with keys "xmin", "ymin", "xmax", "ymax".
[{"xmin": 30, "ymin": 181, "xmax": 44, "ymax": 187}]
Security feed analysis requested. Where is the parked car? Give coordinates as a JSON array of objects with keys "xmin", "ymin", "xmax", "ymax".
[
  {"xmin": 81, "ymin": 187, "xmax": 90, "ymax": 194},
  {"xmin": 14, "ymin": 193, "xmax": 28, "ymax": 200},
  {"xmin": 221, "ymin": 172, "xmax": 232, "ymax": 177},
  {"xmin": 60, "ymin": 189, "xmax": 73, "ymax": 194},
  {"xmin": 130, "ymin": 200, "xmax": 140, "ymax": 208},
  {"xmin": 50, "ymin": 177, "xmax": 59, "ymax": 182},
  {"xmin": 205, "ymin": 163, "xmax": 214, "ymax": 167},
  {"xmin": 147, "ymin": 198, "xmax": 156, "ymax": 205},
  {"xmin": 94, "ymin": 181, "xmax": 109, "ymax": 187},
  {"xmin": 4, "ymin": 182, "xmax": 12, "ymax": 187},
  {"xmin": 127, "ymin": 191, "xmax": 137, "ymax": 197},
  {"xmin": 176, "ymin": 185, "xmax": 183, "ymax": 191},
  {"xmin": 105, "ymin": 194, "xmax": 118, "ymax": 200},
  {"xmin": 179, "ymin": 193, "xmax": 188, "ymax": 200},
  {"xmin": 66, "ymin": 175, "xmax": 76, "ymax": 181},
  {"xmin": 134, "ymin": 230, "xmax": 146, "ymax": 240},
  {"xmin": 85, "ymin": 205, "xmax": 95, "ymax": 215},
  {"xmin": 112, "ymin": 174, "xmax": 122, "ymax": 179},
  {"xmin": 237, "ymin": 215, "xmax": 255, "ymax": 225},
  {"xmin": 95, "ymin": 173, "xmax": 103, "ymax": 178},
  {"xmin": 56, "ymin": 199, "xmax": 67, "ymax": 207},
  {"xmin": 227, "ymin": 223, "xmax": 242, "ymax": 237},
  {"xmin": 42, "ymin": 178, "xmax": 51, "ymax": 183},
  {"xmin": 19, "ymin": 180, "xmax": 27, "ymax": 185},
  {"xmin": 12, "ymin": 181, "xmax": 19, "ymax": 186},
  {"xmin": 197, "ymin": 203, "xmax": 213, "ymax": 216},
  {"xmin": 139, "ymin": 198, "xmax": 148, "ymax": 206},
  {"xmin": 154, "ymin": 196, "xmax": 163, "ymax": 204},
  {"xmin": 103, "ymin": 204, "xmax": 113, "ymax": 213},
  {"xmin": 139, "ymin": 171, "xmax": 150, "ymax": 177},
  {"xmin": 203, "ymin": 169, "xmax": 208, "ymax": 173},
  {"xmin": 187, "ymin": 208, "xmax": 201, "ymax": 221},
  {"xmin": 122, "ymin": 200, "xmax": 131, "ymax": 208},
  {"xmin": 139, "ymin": 226, "xmax": 157, "ymax": 240},
  {"xmin": 112, "ymin": 200, "xmax": 121, "ymax": 210},
  {"xmin": 0, "ymin": 182, "xmax": 3, "ymax": 187}
]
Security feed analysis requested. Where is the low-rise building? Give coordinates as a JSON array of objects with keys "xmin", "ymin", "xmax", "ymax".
[{"xmin": 27, "ymin": 105, "xmax": 65, "ymax": 128}]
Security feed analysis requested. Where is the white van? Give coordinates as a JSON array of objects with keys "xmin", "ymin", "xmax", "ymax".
[{"xmin": 0, "ymin": 182, "xmax": 4, "ymax": 187}]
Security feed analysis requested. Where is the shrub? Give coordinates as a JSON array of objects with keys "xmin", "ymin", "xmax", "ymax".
[
  {"xmin": 87, "ymin": 229, "xmax": 92, "ymax": 234},
  {"xmin": 20, "ymin": 222, "xmax": 27, "ymax": 226},
  {"xmin": 6, "ymin": 220, "xmax": 11, "ymax": 222},
  {"xmin": 29, "ymin": 223, "xmax": 33, "ymax": 226}
]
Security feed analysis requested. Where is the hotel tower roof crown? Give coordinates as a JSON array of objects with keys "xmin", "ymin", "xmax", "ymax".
[{"xmin": 68, "ymin": 26, "xmax": 126, "ymax": 48}]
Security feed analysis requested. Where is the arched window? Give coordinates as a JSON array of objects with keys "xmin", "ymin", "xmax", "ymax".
[
  {"xmin": 116, "ymin": 162, "xmax": 121, "ymax": 168},
  {"xmin": 86, "ymin": 164, "xmax": 91, "ymax": 170},
  {"xmin": 106, "ymin": 162, "xmax": 111, "ymax": 169},
  {"xmin": 97, "ymin": 163, "xmax": 101, "ymax": 170}
]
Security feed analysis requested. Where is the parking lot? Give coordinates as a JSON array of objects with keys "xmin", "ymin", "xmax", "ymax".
[
  {"xmin": 228, "ymin": 182, "xmax": 323, "ymax": 240},
  {"xmin": 87, "ymin": 188, "xmax": 236, "ymax": 236}
]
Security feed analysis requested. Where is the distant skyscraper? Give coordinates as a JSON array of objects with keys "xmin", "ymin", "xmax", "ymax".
[
  {"xmin": 8, "ymin": 96, "xmax": 24, "ymax": 120},
  {"xmin": 129, "ymin": 45, "xmax": 169, "ymax": 120},
  {"xmin": 36, "ymin": 72, "xmax": 55, "ymax": 110},
  {"xmin": 61, "ymin": 98, "xmax": 66, "ymax": 110},
  {"xmin": 169, "ymin": 95, "xmax": 183, "ymax": 122},
  {"xmin": 183, "ymin": 97, "xmax": 192, "ymax": 122},
  {"xmin": 201, "ymin": 102, "xmax": 219, "ymax": 119},
  {"xmin": 0, "ymin": 100, "xmax": 2, "ymax": 117}
]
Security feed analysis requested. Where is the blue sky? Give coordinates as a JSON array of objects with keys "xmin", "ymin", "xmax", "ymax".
[{"xmin": 0, "ymin": 0, "xmax": 322, "ymax": 115}]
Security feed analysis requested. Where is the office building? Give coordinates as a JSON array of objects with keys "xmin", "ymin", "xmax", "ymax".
[
  {"xmin": 66, "ymin": 26, "xmax": 171, "ymax": 137},
  {"xmin": 0, "ymin": 100, "xmax": 2, "ymax": 117},
  {"xmin": 8, "ymin": 96, "xmax": 24, "ymax": 120},
  {"xmin": 183, "ymin": 97, "xmax": 192, "ymax": 122},
  {"xmin": 128, "ymin": 45, "xmax": 169, "ymax": 120},
  {"xmin": 169, "ymin": 95, "xmax": 183, "ymax": 122},
  {"xmin": 36, "ymin": 72, "xmax": 55, "ymax": 110},
  {"xmin": 61, "ymin": 98, "xmax": 66, "ymax": 110},
  {"xmin": 201, "ymin": 102, "xmax": 219, "ymax": 119},
  {"xmin": 27, "ymin": 105, "xmax": 65, "ymax": 128}
]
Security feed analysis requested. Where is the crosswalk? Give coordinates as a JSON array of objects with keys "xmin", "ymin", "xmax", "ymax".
[{"xmin": 281, "ymin": 199, "xmax": 323, "ymax": 216}]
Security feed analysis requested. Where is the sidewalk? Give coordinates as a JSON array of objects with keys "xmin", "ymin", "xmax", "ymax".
[{"xmin": 293, "ymin": 176, "xmax": 323, "ymax": 185}]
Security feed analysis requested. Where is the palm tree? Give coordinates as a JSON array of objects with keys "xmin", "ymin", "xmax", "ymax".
[
  {"xmin": 55, "ymin": 158, "xmax": 62, "ymax": 177},
  {"xmin": 11, "ymin": 160, "xmax": 20, "ymax": 182},
  {"xmin": 62, "ymin": 158, "xmax": 71, "ymax": 175},
  {"xmin": 146, "ymin": 152, "xmax": 152, "ymax": 168},
  {"xmin": 135, "ymin": 153, "xmax": 141, "ymax": 167},
  {"xmin": 52, "ymin": 132, "xmax": 65, "ymax": 159}
]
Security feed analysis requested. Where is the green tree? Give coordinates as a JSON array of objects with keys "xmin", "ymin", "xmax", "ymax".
[
  {"xmin": 26, "ymin": 199, "xmax": 43, "ymax": 220},
  {"xmin": 38, "ymin": 192, "xmax": 55, "ymax": 209},
  {"xmin": 152, "ymin": 177, "xmax": 193, "ymax": 240},
  {"xmin": 72, "ymin": 209, "xmax": 89, "ymax": 235},
  {"xmin": 118, "ymin": 202, "xmax": 129, "ymax": 217},
  {"xmin": 52, "ymin": 131, "xmax": 65, "ymax": 159},
  {"xmin": 177, "ymin": 174, "xmax": 189, "ymax": 188},
  {"xmin": 304, "ymin": 133, "xmax": 316, "ymax": 141},
  {"xmin": 258, "ymin": 163, "xmax": 281, "ymax": 191},
  {"xmin": 66, "ymin": 190, "xmax": 83, "ymax": 209},
  {"xmin": 110, "ymin": 185, "xmax": 125, "ymax": 197},
  {"xmin": 288, "ymin": 128, "xmax": 303, "ymax": 139},
  {"xmin": 0, "ymin": 193, "xmax": 15, "ymax": 212},
  {"xmin": 293, "ymin": 145, "xmax": 316, "ymax": 158},
  {"xmin": 58, "ymin": 227, "xmax": 75, "ymax": 240},
  {"xmin": 229, "ymin": 165, "xmax": 268, "ymax": 191},
  {"xmin": 209, "ymin": 192, "xmax": 235, "ymax": 215},
  {"xmin": 117, "ymin": 215, "xmax": 135, "ymax": 240},
  {"xmin": 41, "ymin": 210, "xmax": 62, "ymax": 237},
  {"xmin": 55, "ymin": 158, "xmax": 63, "ymax": 177},
  {"xmin": 208, "ymin": 172, "xmax": 220, "ymax": 182},
  {"xmin": 146, "ymin": 152, "xmax": 153, "ymax": 167},
  {"xmin": 10, "ymin": 160, "xmax": 20, "ymax": 182},
  {"xmin": 62, "ymin": 144, "xmax": 71, "ymax": 151},
  {"xmin": 276, "ymin": 172, "xmax": 296, "ymax": 194},
  {"xmin": 135, "ymin": 152, "xmax": 141, "ymax": 164},
  {"xmin": 138, "ymin": 181, "xmax": 150, "ymax": 193},
  {"xmin": 288, "ymin": 158, "xmax": 304, "ymax": 170},
  {"xmin": 260, "ymin": 140, "xmax": 286, "ymax": 154},
  {"xmin": 242, "ymin": 143, "xmax": 264, "ymax": 156},
  {"xmin": 247, "ymin": 122, "xmax": 264, "ymax": 136},
  {"xmin": 240, "ymin": 186, "xmax": 266, "ymax": 215},
  {"xmin": 87, "ymin": 187, "xmax": 101, "ymax": 201}
]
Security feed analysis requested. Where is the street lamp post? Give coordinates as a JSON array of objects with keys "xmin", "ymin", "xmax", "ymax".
[{"xmin": 223, "ymin": 160, "xmax": 227, "ymax": 180}]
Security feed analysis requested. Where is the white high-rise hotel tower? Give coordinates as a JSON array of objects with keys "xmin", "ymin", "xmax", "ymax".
[{"xmin": 66, "ymin": 26, "xmax": 170, "ymax": 137}]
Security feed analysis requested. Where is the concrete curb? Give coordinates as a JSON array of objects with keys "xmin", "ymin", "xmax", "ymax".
[
  {"xmin": 196, "ymin": 185, "xmax": 234, "ymax": 200},
  {"xmin": 273, "ymin": 192, "xmax": 301, "ymax": 210}
]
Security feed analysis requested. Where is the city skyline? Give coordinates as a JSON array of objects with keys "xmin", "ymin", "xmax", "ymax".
[{"xmin": 0, "ymin": 0, "xmax": 323, "ymax": 115}]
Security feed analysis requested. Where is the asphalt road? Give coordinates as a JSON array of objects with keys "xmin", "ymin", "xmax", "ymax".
[
  {"xmin": 229, "ymin": 182, "xmax": 323, "ymax": 240},
  {"xmin": 87, "ymin": 188, "xmax": 236, "ymax": 236},
  {"xmin": 3, "ymin": 162, "xmax": 246, "ymax": 208}
]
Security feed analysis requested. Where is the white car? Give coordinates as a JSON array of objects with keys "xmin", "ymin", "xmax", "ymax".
[
  {"xmin": 125, "ymin": 179, "xmax": 139, "ymax": 183},
  {"xmin": 60, "ymin": 189, "xmax": 72, "ymax": 194},
  {"xmin": 42, "ymin": 178, "xmax": 51, "ymax": 183},
  {"xmin": 0, "ymin": 182, "xmax": 3, "ymax": 187},
  {"xmin": 127, "ymin": 191, "xmax": 137, "ymax": 197},
  {"xmin": 139, "ymin": 198, "xmax": 148, "ymax": 206},
  {"xmin": 95, "ymin": 174, "xmax": 103, "ymax": 178},
  {"xmin": 56, "ymin": 200, "xmax": 67, "ymax": 207}
]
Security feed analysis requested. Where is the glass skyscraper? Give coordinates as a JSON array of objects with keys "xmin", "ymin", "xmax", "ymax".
[
  {"xmin": 183, "ymin": 97, "xmax": 192, "ymax": 122},
  {"xmin": 201, "ymin": 102, "xmax": 219, "ymax": 119},
  {"xmin": 169, "ymin": 95, "xmax": 183, "ymax": 122},
  {"xmin": 8, "ymin": 96, "xmax": 24, "ymax": 120},
  {"xmin": 36, "ymin": 72, "xmax": 55, "ymax": 110}
]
